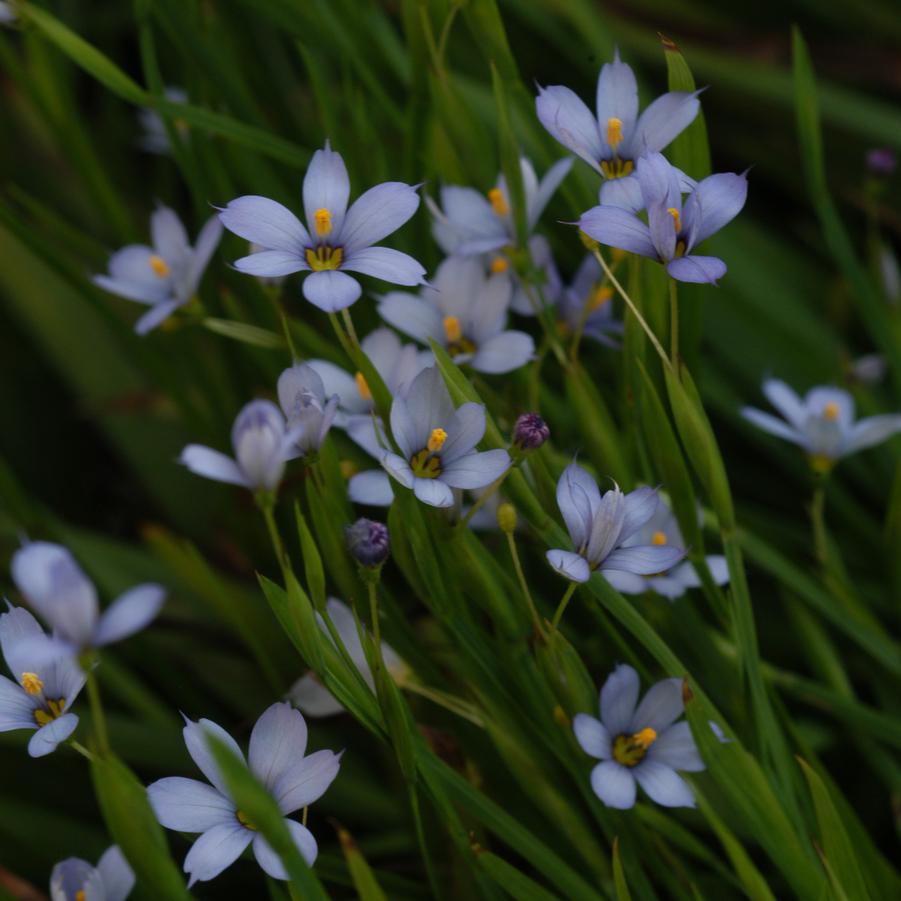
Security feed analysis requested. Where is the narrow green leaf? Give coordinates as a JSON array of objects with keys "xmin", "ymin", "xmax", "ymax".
[
  {"xmin": 202, "ymin": 318, "xmax": 285, "ymax": 349},
  {"xmin": 90, "ymin": 755, "xmax": 191, "ymax": 899},
  {"xmin": 336, "ymin": 825, "xmax": 389, "ymax": 901},
  {"xmin": 295, "ymin": 503, "xmax": 326, "ymax": 608},
  {"xmin": 798, "ymin": 758, "xmax": 871, "ymax": 901},
  {"xmin": 477, "ymin": 850, "xmax": 562, "ymax": 901},
  {"xmin": 612, "ymin": 837, "xmax": 632, "ymax": 901},
  {"xmin": 491, "ymin": 64, "xmax": 528, "ymax": 246},
  {"xmin": 205, "ymin": 733, "xmax": 330, "ymax": 901}
]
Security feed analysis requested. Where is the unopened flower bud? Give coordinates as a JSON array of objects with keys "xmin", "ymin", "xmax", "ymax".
[
  {"xmin": 345, "ymin": 518, "xmax": 390, "ymax": 567},
  {"xmin": 513, "ymin": 413, "xmax": 550, "ymax": 450},
  {"xmin": 866, "ymin": 148, "xmax": 897, "ymax": 176},
  {"xmin": 496, "ymin": 503, "xmax": 517, "ymax": 533}
]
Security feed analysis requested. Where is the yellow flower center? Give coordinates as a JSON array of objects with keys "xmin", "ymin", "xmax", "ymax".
[
  {"xmin": 236, "ymin": 809, "xmax": 257, "ymax": 831},
  {"xmin": 149, "ymin": 254, "xmax": 170, "ymax": 277},
  {"xmin": 340, "ymin": 459, "xmax": 358, "ymax": 479},
  {"xmin": 443, "ymin": 315, "xmax": 463, "ymax": 343},
  {"xmin": 488, "ymin": 187, "xmax": 508, "ymax": 217},
  {"xmin": 427, "ymin": 428, "xmax": 448, "ymax": 452},
  {"xmin": 34, "ymin": 698, "xmax": 66, "ymax": 727},
  {"xmin": 667, "ymin": 207, "xmax": 682, "ymax": 232},
  {"xmin": 587, "ymin": 285, "xmax": 613, "ymax": 312},
  {"xmin": 305, "ymin": 245, "xmax": 344, "ymax": 271},
  {"xmin": 313, "ymin": 207, "xmax": 332, "ymax": 237},
  {"xmin": 808, "ymin": 454, "xmax": 835, "ymax": 475},
  {"xmin": 612, "ymin": 727, "xmax": 657, "ymax": 767},
  {"xmin": 652, "ymin": 531, "xmax": 668, "ymax": 546},
  {"xmin": 606, "ymin": 116, "xmax": 624, "ymax": 149},
  {"xmin": 490, "ymin": 257, "xmax": 509, "ymax": 274},
  {"xmin": 76, "ymin": 892, "xmax": 86, "ymax": 901},
  {"xmin": 600, "ymin": 158, "xmax": 634, "ymax": 180},
  {"xmin": 355, "ymin": 371, "xmax": 372, "ymax": 401},
  {"xmin": 823, "ymin": 402, "xmax": 840, "ymax": 421},
  {"xmin": 20, "ymin": 672, "xmax": 43, "ymax": 695},
  {"xmin": 409, "ymin": 428, "xmax": 448, "ymax": 479}
]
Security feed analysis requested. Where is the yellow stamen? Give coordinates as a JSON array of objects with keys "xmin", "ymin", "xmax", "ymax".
[
  {"xmin": 600, "ymin": 158, "xmax": 634, "ymax": 180},
  {"xmin": 236, "ymin": 809, "xmax": 257, "ymax": 831},
  {"xmin": 20, "ymin": 672, "xmax": 43, "ymax": 695},
  {"xmin": 149, "ymin": 254, "xmax": 170, "ymax": 278},
  {"xmin": 443, "ymin": 315, "xmax": 462, "ymax": 343},
  {"xmin": 76, "ymin": 891, "xmax": 86, "ymax": 901},
  {"xmin": 427, "ymin": 428, "xmax": 448, "ymax": 452},
  {"xmin": 633, "ymin": 727, "xmax": 657, "ymax": 749},
  {"xmin": 823, "ymin": 402, "xmax": 840, "ymax": 421},
  {"xmin": 587, "ymin": 285, "xmax": 613, "ymax": 312},
  {"xmin": 490, "ymin": 257, "xmax": 509, "ymax": 274},
  {"xmin": 667, "ymin": 207, "xmax": 682, "ymax": 232},
  {"xmin": 651, "ymin": 531, "xmax": 668, "ymax": 546},
  {"xmin": 488, "ymin": 187, "xmax": 509, "ymax": 217},
  {"xmin": 33, "ymin": 698, "xmax": 66, "ymax": 727},
  {"xmin": 313, "ymin": 207, "xmax": 332, "ymax": 237},
  {"xmin": 340, "ymin": 459, "xmax": 358, "ymax": 479},
  {"xmin": 606, "ymin": 117, "xmax": 624, "ymax": 149},
  {"xmin": 354, "ymin": 371, "xmax": 372, "ymax": 401},
  {"xmin": 808, "ymin": 454, "xmax": 835, "ymax": 475},
  {"xmin": 612, "ymin": 726, "xmax": 658, "ymax": 767},
  {"xmin": 305, "ymin": 245, "xmax": 343, "ymax": 271}
]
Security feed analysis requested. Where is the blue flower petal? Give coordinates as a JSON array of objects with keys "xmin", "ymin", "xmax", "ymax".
[{"xmin": 302, "ymin": 270, "xmax": 362, "ymax": 312}]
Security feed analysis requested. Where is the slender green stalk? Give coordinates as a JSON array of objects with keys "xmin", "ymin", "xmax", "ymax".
[
  {"xmin": 504, "ymin": 531, "xmax": 545, "ymax": 638},
  {"xmin": 810, "ymin": 481, "xmax": 828, "ymax": 566},
  {"xmin": 403, "ymin": 681, "xmax": 484, "ymax": 727},
  {"xmin": 458, "ymin": 466, "xmax": 514, "ymax": 529},
  {"xmin": 68, "ymin": 740, "xmax": 96, "ymax": 762},
  {"xmin": 341, "ymin": 306, "xmax": 361, "ymax": 352},
  {"xmin": 258, "ymin": 494, "xmax": 288, "ymax": 574},
  {"xmin": 593, "ymin": 249, "xmax": 671, "ymax": 370},
  {"xmin": 550, "ymin": 582, "xmax": 578, "ymax": 632},
  {"xmin": 328, "ymin": 312, "xmax": 355, "ymax": 360},
  {"xmin": 669, "ymin": 278, "xmax": 680, "ymax": 366},
  {"xmin": 85, "ymin": 668, "xmax": 110, "ymax": 756}
]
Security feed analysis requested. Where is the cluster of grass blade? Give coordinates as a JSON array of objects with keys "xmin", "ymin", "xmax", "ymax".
[{"xmin": 1, "ymin": 1, "xmax": 899, "ymax": 899}]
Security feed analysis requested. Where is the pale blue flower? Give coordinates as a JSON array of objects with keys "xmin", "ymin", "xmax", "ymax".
[
  {"xmin": 556, "ymin": 255, "xmax": 623, "ymax": 347},
  {"xmin": 536, "ymin": 49, "xmax": 700, "ymax": 211},
  {"xmin": 741, "ymin": 379, "xmax": 901, "ymax": 472},
  {"xmin": 290, "ymin": 599, "xmax": 407, "ymax": 718},
  {"xmin": 426, "ymin": 157, "xmax": 570, "ymax": 315},
  {"xmin": 93, "ymin": 206, "xmax": 222, "ymax": 334},
  {"xmin": 147, "ymin": 702, "xmax": 341, "ymax": 886},
  {"xmin": 547, "ymin": 462, "xmax": 684, "ymax": 583},
  {"xmin": 219, "ymin": 141, "xmax": 426, "ymax": 312},
  {"xmin": 605, "ymin": 494, "xmax": 728, "ymax": 599},
  {"xmin": 575, "ymin": 664, "xmax": 702, "ymax": 809},
  {"xmin": 381, "ymin": 367, "xmax": 510, "ymax": 508},
  {"xmin": 11, "ymin": 542, "xmax": 164, "ymax": 662},
  {"xmin": 0, "ymin": 606, "xmax": 85, "ymax": 757},
  {"xmin": 579, "ymin": 152, "xmax": 747, "ymax": 284},
  {"xmin": 276, "ymin": 364, "xmax": 339, "ymax": 459},
  {"xmin": 378, "ymin": 256, "xmax": 535, "ymax": 374},
  {"xmin": 50, "ymin": 846, "xmax": 134, "ymax": 901},
  {"xmin": 138, "ymin": 86, "xmax": 189, "ymax": 155},
  {"xmin": 181, "ymin": 399, "xmax": 301, "ymax": 491}
]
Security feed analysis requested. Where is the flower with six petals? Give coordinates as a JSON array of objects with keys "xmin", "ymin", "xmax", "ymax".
[
  {"xmin": 574, "ymin": 664, "xmax": 703, "ymax": 809},
  {"xmin": 578, "ymin": 152, "xmax": 747, "ymax": 284},
  {"xmin": 147, "ymin": 702, "xmax": 341, "ymax": 886},
  {"xmin": 93, "ymin": 206, "xmax": 221, "ymax": 334},
  {"xmin": 219, "ymin": 141, "xmax": 426, "ymax": 312},
  {"xmin": 50, "ymin": 846, "xmax": 134, "ymax": 901},
  {"xmin": 546, "ymin": 462, "xmax": 685, "ymax": 583}
]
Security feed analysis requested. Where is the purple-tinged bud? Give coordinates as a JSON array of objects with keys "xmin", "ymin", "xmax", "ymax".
[
  {"xmin": 866, "ymin": 148, "xmax": 896, "ymax": 176},
  {"xmin": 345, "ymin": 518, "xmax": 390, "ymax": 568},
  {"xmin": 513, "ymin": 413, "xmax": 550, "ymax": 450}
]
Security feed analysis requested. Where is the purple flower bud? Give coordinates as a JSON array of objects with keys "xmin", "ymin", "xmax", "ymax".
[
  {"xmin": 513, "ymin": 413, "xmax": 550, "ymax": 450},
  {"xmin": 866, "ymin": 148, "xmax": 897, "ymax": 176},
  {"xmin": 345, "ymin": 518, "xmax": 390, "ymax": 567}
]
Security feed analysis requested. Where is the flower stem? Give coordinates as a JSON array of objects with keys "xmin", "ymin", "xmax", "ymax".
[
  {"xmin": 328, "ymin": 312, "xmax": 355, "ymax": 361},
  {"xmin": 69, "ymin": 739, "xmax": 96, "ymax": 762},
  {"xmin": 504, "ymin": 531, "xmax": 545, "ymax": 638},
  {"xmin": 85, "ymin": 669, "xmax": 110, "ymax": 756},
  {"xmin": 457, "ymin": 466, "xmax": 513, "ymax": 529},
  {"xmin": 811, "ymin": 482, "xmax": 828, "ymax": 566},
  {"xmin": 257, "ymin": 493, "xmax": 288, "ymax": 575},
  {"xmin": 669, "ymin": 278, "xmax": 679, "ymax": 367},
  {"xmin": 340, "ymin": 306, "xmax": 361, "ymax": 352},
  {"xmin": 550, "ymin": 581, "xmax": 578, "ymax": 632},
  {"xmin": 366, "ymin": 578, "xmax": 385, "ymax": 676},
  {"xmin": 592, "ymin": 248, "xmax": 671, "ymax": 371},
  {"xmin": 403, "ymin": 681, "xmax": 484, "ymax": 727}
]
